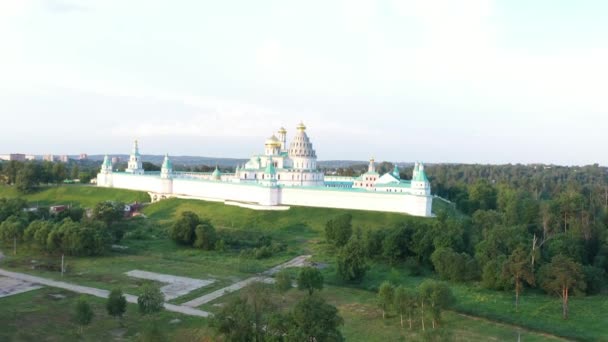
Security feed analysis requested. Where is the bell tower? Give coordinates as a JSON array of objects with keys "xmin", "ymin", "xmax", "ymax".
[{"xmin": 126, "ymin": 139, "xmax": 144, "ymax": 174}]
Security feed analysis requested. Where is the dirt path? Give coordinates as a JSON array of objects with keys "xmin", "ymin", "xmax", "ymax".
[
  {"xmin": 0, "ymin": 268, "xmax": 211, "ymax": 317},
  {"xmin": 183, "ymin": 255, "xmax": 311, "ymax": 308}
]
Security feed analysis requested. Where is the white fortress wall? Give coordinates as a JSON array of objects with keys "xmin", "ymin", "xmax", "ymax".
[
  {"xmin": 109, "ymin": 173, "xmax": 164, "ymax": 193},
  {"xmin": 173, "ymin": 178, "xmax": 280, "ymax": 205},
  {"xmin": 281, "ymin": 187, "xmax": 431, "ymax": 216}
]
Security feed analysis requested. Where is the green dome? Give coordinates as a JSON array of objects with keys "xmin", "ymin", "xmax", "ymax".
[{"xmin": 212, "ymin": 166, "xmax": 221, "ymax": 179}]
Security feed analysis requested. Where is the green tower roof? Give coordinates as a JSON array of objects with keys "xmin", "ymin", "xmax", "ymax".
[
  {"xmin": 162, "ymin": 154, "xmax": 172, "ymax": 170},
  {"xmin": 392, "ymin": 164, "xmax": 400, "ymax": 179},
  {"xmin": 413, "ymin": 163, "xmax": 429, "ymax": 183},
  {"xmin": 264, "ymin": 158, "xmax": 276, "ymax": 175},
  {"xmin": 212, "ymin": 166, "xmax": 221, "ymax": 178}
]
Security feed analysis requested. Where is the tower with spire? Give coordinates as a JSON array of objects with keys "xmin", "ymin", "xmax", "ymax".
[
  {"xmin": 97, "ymin": 155, "xmax": 114, "ymax": 187},
  {"xmin": 161, "ymin": 154, "xmax": 173, "ymax": 179},
  {"xmin": 412, "ymin": 162, "xmax": 430, "ymax": 195},
  {"xmin": 126, "ymin": 140, "xmax": 144, "ymax": 174}
]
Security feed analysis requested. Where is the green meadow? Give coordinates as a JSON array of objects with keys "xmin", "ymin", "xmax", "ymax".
[{"xmin": 0, "ymin": 185, "xmax": 605, "ymax": 341}]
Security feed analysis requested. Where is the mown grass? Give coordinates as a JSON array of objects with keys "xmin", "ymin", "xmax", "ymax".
[
  {"xmin": 0, "ymin": 287, "xmax": 211, "ymax": 342},
  {"xmin": 0, "ymin": 185, "xmax": 150, "ymax": 208},
  {"xmin": 203, "ymin": 283, "xmax": 566, "ymax": 342}
]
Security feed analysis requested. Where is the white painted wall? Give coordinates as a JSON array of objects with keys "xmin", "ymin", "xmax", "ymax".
[{"xmin": 97, "ymin": 172, "xmax": 432, "ymax": 217}]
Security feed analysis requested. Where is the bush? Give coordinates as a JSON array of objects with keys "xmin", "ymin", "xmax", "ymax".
[
  {"xmin": 193, "ymin": 220, "xmax": 217, "ymax": 250},
  {"xmin": 138, "ymin": 284, "xmax": 164, "ymax": 315},
  {"xmin": 169, "ymin": 211, "xmax": 200, "ymax": 245}
]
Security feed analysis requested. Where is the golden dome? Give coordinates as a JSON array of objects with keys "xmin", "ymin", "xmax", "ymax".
[
  {"xmin": 265, "ymin": 135, "xmax": 282, "ymax": 147},
  {"xmin": 296, "ymin": 122, "xmax": 306, "ymax": 131},
  {"xmin": 278, "ymin": 127, "xmax": 287, "ymax": 134}
]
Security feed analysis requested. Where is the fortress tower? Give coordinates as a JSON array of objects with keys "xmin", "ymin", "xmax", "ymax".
[{"xmin": 126, "ymin": 140, "xmax": 144, "ymax": 174}]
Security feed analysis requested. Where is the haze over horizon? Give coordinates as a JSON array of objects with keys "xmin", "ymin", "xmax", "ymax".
[{"xmin": 1, "ymin": 0, "xmax": 607, "ymax": 166}]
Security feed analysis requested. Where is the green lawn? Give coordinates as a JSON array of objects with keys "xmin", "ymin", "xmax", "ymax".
[
  {"xmin": 0, "ymin": 185, "xmax": 149, "ymax": 208},
  {"xmin": 0, "ymin": 287, "xmax": 211, "ymax": 342},
  {"xmin": 1, "ymin": 185, "xmax": 606, "ymax": 341}
]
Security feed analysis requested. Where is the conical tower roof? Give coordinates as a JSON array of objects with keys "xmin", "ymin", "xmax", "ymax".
[
  {"xmin": 162, "ymin": 153, "xmax": 172, "ymax": 170},
  {"xmin": 264, "ymin": 157, "xmax": 276, "ymax": 175}
]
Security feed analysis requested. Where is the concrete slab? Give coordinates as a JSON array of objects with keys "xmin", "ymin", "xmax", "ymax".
[
  {"xmin": 125, "ymin": 270, "xmax": 215, "ymax": 300},
  {"xmin": 0, "ymin": 276, "xmax": 42, "ymax": 298}
]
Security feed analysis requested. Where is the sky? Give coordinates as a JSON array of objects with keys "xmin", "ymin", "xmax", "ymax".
[{"xmin": 0, "ymin": 0, "xmax": 607, "ymax": 165}]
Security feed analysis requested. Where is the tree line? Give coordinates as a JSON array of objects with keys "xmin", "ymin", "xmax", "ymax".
[
  {"xmin": 0, "ymin": 160, "xmax": 100, "ymax": 193},
  {"xmin": 0, "ymin": 198, "xmax": 127, "ymax": 257}
]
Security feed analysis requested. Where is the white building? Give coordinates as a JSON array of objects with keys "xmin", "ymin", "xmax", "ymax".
[{"xmin": 97, "ymin": 123, "xmax": 433, "ymax": 217}]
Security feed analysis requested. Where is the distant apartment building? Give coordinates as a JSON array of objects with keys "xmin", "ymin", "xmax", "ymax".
[
  {"xmin": 79, "ymin": 153, "xmax": 88, "ymax": 160},
  {"xmin": 59, "ymin": 155, "xmax": 69, "ymax": 163},
  {"xmin": 43, "ymin": 154, "xmax": 55, "ymax": 162},
  {"xmin": 25, "ymin": 155, "xmax": 36, "ymax": 161},
  {"xmin": 0, "ymin": 153, "xmax": 26, "ymax": 161},
  {"xmin": 111, "ymin": 157, "xmax": 121, "ymax": 164}
]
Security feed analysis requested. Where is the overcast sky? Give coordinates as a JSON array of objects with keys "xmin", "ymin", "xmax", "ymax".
[{"xmin": 0, "ymin": 0, "xmax": 607, "ymax": 165}]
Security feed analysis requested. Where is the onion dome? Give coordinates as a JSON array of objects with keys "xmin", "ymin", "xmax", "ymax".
[
  {"xmin": 265, "ymin": 135, "xmax": 282, "ymax": 147},
  {"xmin": 278, "ymin": 127, "xmax": 287, "ymax": 134},
  {"xmin": 212, "ymin": 166, "xmax": 221, "ymax": 180},
  {"xmin": 288, "ymin": 122, "xmax": 317, "ymax": 158}
]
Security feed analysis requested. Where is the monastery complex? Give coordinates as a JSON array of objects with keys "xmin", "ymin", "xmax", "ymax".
[{"xmin": 97, "ymin": 123, "xmax": 433, "ymax": 217}]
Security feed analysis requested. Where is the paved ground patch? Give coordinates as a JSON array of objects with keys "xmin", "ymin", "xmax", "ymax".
[
  {"xmin": 125, "ymin": 270, "xmax": 215, "ymax": 300},
  {"xmin": 0, "ymin": 276, "xmax": 42, "ymax": 298},
  {"xmin": 0, "ymin": 269, "xmax": 211, "ymax": 317},
  {"xmin": 183, "ymin": 255, "xmax": 310, "ymax": 308}
]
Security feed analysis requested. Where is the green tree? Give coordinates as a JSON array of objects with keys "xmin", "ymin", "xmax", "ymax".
[
  {"xmin": 0, "ymin": 215, "xmax": 26, "ymax": 244},
  {"xmin": 468, "ymin": 179, "xmax": 497, "ymax": 213},
  {"xmin": 337, "ymin": 236, "xmax": 368, "ymax": 282},
  {"xmin": 211, "ymin": 296, "xmax": 255, "ymax": 341},
  {"xmin": 290, "ymin": 295, "xmax": 344, "ymax": 342},
  {"xmin": 394, "ymin": 285, "xmax": 417, "ymax": 329},
  {"xmin": 106, "ymin": 288, "xmax": 127, "ymax": 325},
  {"xmin": 419, "ymin": 280, "xmax": 455, "ymax": 329},
  {"xmin": 325, "ymin": 214, "xmax": 352, "ymax": 247},
  {"xmin": 71, "ymin": 165, "xmax": 80, "ymax": 180},
  {"xmin": 193, "ymin": 220, "xmax": 217, "ymax": 250},
  {"xmin": 73, "ymin": 297, "xmax": 94, "ymax": 333},
  {"xmin": 297, "ymin": 267, "xmax": 324, "ymax": 295},
  {"xmin": 92, "ymin": 201, "xmax": 124, "ymax": 226},
  {"xmin": 15, "ymin": 164, "xmax": 38, "ymax": 193},
  {"xmin": 52, "ymin": 162, "xmax": 67, "ymax": 183},
  {"xmin": 377, "ymin": 281, "xmax": 395, "ymax": 319},
  {"xmin": 539, "ymin": 255, "xmax": 586, "ymax": 319},
  {"xmin": 137, "ymin": 284, "xmax": 164, "ymax": 315},
  {"xmin": 502, "ymin": 247, "xmax": 535, "ymax": 311},
  {"xmin": 275, "ymin": 268, "xmax": 293, "ymax": 301},
  {"xmin": 169, "ymin": 211, "xmax": 200, "ymax": 245}
]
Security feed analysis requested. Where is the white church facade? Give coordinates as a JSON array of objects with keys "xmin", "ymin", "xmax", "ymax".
[{"xmin": 97, "ymin": 123, "xmax": 433, "ymax": 217}]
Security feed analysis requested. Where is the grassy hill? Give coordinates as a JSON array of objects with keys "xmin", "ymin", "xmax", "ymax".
[{"xmin": 0, "ymin": 185, "xmax": 150, "ymax": 208}]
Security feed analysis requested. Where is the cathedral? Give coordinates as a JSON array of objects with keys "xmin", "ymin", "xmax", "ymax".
[{"xmin": 97, "ymin": 123, "xmax": 433, "ymax": 217}]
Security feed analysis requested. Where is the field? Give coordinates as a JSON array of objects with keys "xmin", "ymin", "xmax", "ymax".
[{"xmin": 0, "ymin": 185, "xmax": 605, "ymax": 341}]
